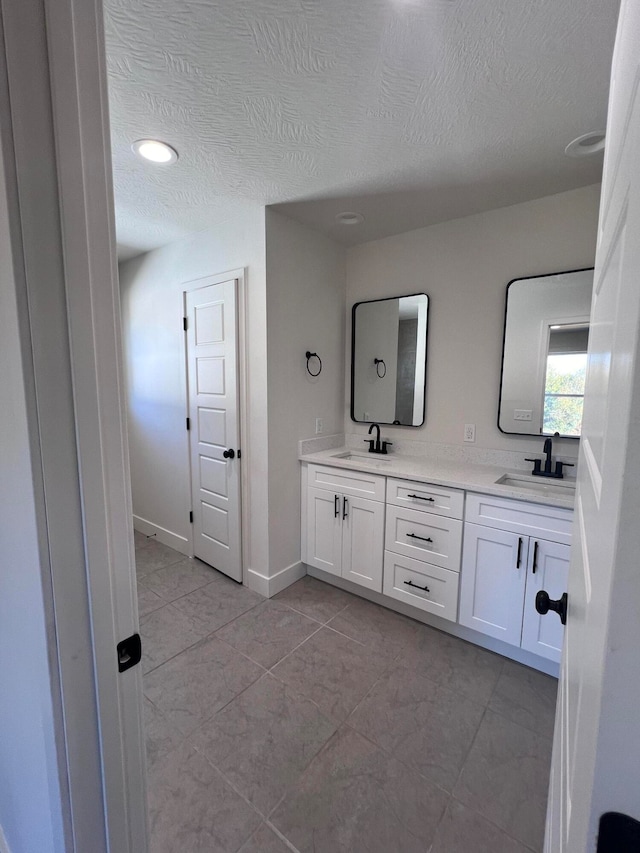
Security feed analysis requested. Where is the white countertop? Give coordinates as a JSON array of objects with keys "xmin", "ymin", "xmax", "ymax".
[{"xmin": 299, "ymin": 447, "xmax": 576, "ymax": 510}]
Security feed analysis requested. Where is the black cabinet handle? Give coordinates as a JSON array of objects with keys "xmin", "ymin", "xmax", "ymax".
[
  {"xmin": 404, "ymin": 579, "xmax": 430, "ymax": 593},
  {"xmin": 407, "ymin": 494, "xmax": 435, "ymax": 502},
  {"xmin": 406, "ymin": 533, "xmax": 433, "ymax": 543},
  {"xmin": 334, "ymin": 494, "xmax": 339, "ymax": 518},
  {"xmin": 535, "ymin": 590, "xmax": 568, "ymax": 625},
  {"xmin": 342, "ymin": 496, "xmax": 348, "ymax": 520},
  {"xmin": 516, "ymin": 537, "xmax": 523, "ymax": 568},
  {"xmin": 532, "ymin": 541, "xmax": 539, "ymax": 574},
  {"xmin": 223, "ymin": 449, "xmax": 235, "ymax": 459}
]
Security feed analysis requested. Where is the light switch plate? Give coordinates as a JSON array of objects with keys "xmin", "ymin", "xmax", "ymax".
[
  {"xmin": 315, "ymin": 418, "xmax": 323, "ymax": 434},
  {"xmin": 464, "ymin": 424, "xmax": 476, "ymax": 442}
]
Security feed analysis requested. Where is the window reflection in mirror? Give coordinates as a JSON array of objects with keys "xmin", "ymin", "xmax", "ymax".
[
  {"xmin": 498, "ymin": 268, "xmax": 594, "ymax": 438},
  {"xmin": 543, "ymin": 325, "xmax": 589, "ymax": 436},
  {"xmin": 351, "ymin": 293, "xmax": 429, "ymax": 426}
]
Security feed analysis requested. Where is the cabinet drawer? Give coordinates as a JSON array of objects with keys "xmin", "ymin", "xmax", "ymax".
[
  {"xmin": 306, "ymin": 464, "xmax": 385, "ymax": 502},
  {"xmin": 465, "ymin": 492, "xmax": 573, "ymax": 545},
  {"xmin": 386, "ymin": 478, "xmax": 464, "ymax": 519},
  {"xmin": 383, "ymin": 551, "xmax": 459, "ymax": 622},
  {"xmin": 385, "ymin": 504, "xmax": 462, "ymax": 571}
]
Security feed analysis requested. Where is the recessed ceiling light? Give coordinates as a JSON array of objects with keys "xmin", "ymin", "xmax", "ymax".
[
  {"xmin": 335, "ymin": 211, "xmax": 364, "ymax": 225},
  {"xmin": 565, "ymin": 132, "xmax": 606, "ymax": 158},
  {"xmin": 132, "ymin": 139, "xmax": 179, "ymax": 164}
]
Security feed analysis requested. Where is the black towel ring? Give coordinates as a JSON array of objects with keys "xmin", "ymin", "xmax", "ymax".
[
  {"xmin": 305, "ymin": 351, "xmax": 322, "ymax": 377},
  {"xmin": 374, "ymin": 358, "xmax": 386, "ymax": 378}
]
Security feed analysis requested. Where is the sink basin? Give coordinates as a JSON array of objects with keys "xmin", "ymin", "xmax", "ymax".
[
  {"xmin": 495, "ymin": 473, "xmax": 576, "ymax": 498},
  {"xmin": 331, "ymin": 451, "xmax": 393, "ymax": 464}
]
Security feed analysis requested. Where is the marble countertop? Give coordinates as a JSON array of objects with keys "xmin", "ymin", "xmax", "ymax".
[{"xmin": 299, "ymin": 447, "xmax": 576, "ymax": 510}]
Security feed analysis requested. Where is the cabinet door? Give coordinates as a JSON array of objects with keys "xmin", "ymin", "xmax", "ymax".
[
  {"xmin": 459, "ymin": 522, "xmax": 527, "ymax": 645},
  {"xmin": 521, "ymin": 538, "xmax": 570, "ymax": 663},
  {"xmin": 341, "ymin": 495, "xmax": 385, "ymax": 592},
  {"xmin": 306, "ymin": 487, "xmax": 342, "ymax": 576}
]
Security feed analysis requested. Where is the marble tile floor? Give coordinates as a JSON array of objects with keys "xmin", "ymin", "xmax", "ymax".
[{"xmin": 135, "ymin": 534, "xmax": 557, "ymax": 853}]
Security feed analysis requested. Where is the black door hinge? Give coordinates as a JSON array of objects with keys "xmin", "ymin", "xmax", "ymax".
[
  {"xmin": 183, "ymin": 317, "xmax": 188, "ymax": 331},
  {"xmin": 186, "ymin": 417, "xmax": 190, "ymax": 431},
  {"xmin": 117, "ymin": 633, "xmax": 142, "ymax": 673},
  {"xmin": 189, "ymin": 511, "xmax": 193, "ymax": 523}
]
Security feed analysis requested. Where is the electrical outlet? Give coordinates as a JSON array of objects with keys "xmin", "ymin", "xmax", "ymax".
[
  {"xmin": 315, "ymin": 418, "xmax": 323, "ymax": 435},
  {"xmin": 464, "ymin": 423, "xmax": 476, "ymax": 443},
  {"xmin": 514, "ymin": 409, "xmax": 533, "ymax": 421}
]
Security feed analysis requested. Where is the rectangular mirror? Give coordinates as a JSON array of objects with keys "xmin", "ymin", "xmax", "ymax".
[
  {"xmin": 498, "ymin": 268, "xmax": 594, "ymax": 437},
  {"xmin": 351, "ymin": 293, "xmax": 429, "ymax": 426}
]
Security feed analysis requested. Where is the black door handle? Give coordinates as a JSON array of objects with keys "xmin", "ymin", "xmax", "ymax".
[
  {"xmin": 223, "ymin": 449, "xmax": 235, "ymax": 459},
  {"xmin": 342, "ymin": 496, "xmax": 348, "ymax": 519},
  {"xmin": 535, "ymin": 590, "xmax": 568, "ymax": 625},
  {"xmin": 334, "ymin": 494, "xmax": 339, "ymax": 518}
]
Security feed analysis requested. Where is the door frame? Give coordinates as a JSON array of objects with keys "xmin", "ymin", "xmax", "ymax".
[
  {"xmin": 0, "ymin": 0, "xmax": 147, "ymax": 850},
  {"xmin": 182, "ymin": 269, "xmax": 250, "ymax": 583}
]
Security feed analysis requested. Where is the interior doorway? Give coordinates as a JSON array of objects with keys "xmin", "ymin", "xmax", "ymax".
[{"xmin": 184, "ymin": 274, "xmax": 243, "ymax": 582}]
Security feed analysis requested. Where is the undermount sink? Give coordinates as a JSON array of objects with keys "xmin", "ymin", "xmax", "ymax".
[
  {"xmin": 331, "ymin": 451, "xmax": 393, "ymax": 464},
  {"xmin": 495, "ymin": 473, "xmax": 576, "ymax": 497}
]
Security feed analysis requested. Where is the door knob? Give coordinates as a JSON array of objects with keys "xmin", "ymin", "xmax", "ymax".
[
  {"xmin": 223, "ymin": 449, "xmax": 235, "ymax": 459},
  {"xmin": 535, "ymin": 590, "xmax": 568, "ymax": 625}
]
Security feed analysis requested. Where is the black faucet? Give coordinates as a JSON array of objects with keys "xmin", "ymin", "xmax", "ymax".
[
  {"xmin": 525, "ymin": 433, "xmax": 574, "ymax": 479},
  {"xmin": 364, "ymin": 423, "xmax": 393, "ymax": 455}
]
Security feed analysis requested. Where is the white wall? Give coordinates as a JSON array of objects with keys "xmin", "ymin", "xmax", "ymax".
[
  {"xmin": 352, "ymin": 300, "xmax": 399, "ymax": 423},
  {"xmin": 265, "ymin": 210, "xmax": 346, "ymax": 585},
  {"xmin": 119, "ymin": 204, "xmax": 269, "ymax": 577},
  {"xmin": 0, "ymin": 138, "xmax": 65, "ymax": 853},
  {"xmin": 345, "ymin": 184, "xmax": 601, "ymax": 458}
]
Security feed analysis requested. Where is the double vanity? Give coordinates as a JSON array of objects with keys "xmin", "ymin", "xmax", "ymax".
[{"xmin": 300, "ymin": 448, "xmax": 575, "ymax": 676}]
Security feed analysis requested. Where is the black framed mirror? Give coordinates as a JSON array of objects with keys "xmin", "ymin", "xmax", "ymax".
[
  {"xmin": 498, "ymin": 268, "xmax": 594, "ymax": 438},
  {"xmin": 351, "ymin": 293, "xmax": 429, "ymax": 426}
]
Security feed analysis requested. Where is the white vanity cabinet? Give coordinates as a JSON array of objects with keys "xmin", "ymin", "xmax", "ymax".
[
  {"xmin": 383, "ymin": 478, "xmax": 464, "ymax": 621},
  {"xmin": 459, "ymin": 493, "xmax": 572, "ymax": 663},
  {"xmin": 304, "ymin": 465, "xmax": 385, "ymax": 592}
]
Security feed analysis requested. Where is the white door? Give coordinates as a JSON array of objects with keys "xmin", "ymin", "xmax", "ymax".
[
  {"xmin": 459, "ymin": 523, "xmax": 527, "ymax": 645},
  {"xmin": 186, "ymin": 279, "xmax": 242, "ymax": 581},
  {"xmin": 545, "ymin": 3, "xmax": 640, "ymax": 849},
  {"xmin": 341, "ymin": 495, "xmax": 385, "ymax": 592},
  {"xmin": 306, "ymin": 487, "xmax": 342, "ymax": 576},
  {"xmin": 521, "ymin": 539, "xmax": 569, "ymax": 663}
]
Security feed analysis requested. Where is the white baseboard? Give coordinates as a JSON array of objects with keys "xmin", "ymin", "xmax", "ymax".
[
  {"xmin": 0, "ymin": 824, "xmax": 10, "ymax": 853},
  {"xmin": 307, "ymin": 565, "xmax": 559, "ymax": 678},
  {"xmin": 246, "ymin": 560, "xmax": 306, "ymax": 598},
  {"xmin": 133, "ymin": 514, "xmax": 191, "ymax": 557}
]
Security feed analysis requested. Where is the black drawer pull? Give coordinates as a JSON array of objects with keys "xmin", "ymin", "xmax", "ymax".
[
  {"xmin": 407, "ymin": 494, "xmax": 435, "ymax": 502},
  {"xmin": 406, "ymin": 533, "xmax": 433, "ymax": 543},
  {"xmin": 516, "ymin": 536, "xmax": 523, "ymax": 569},
  {"xmin": 532, "ymin": 540, "xmax": 539, "ymax": 574},
  {"xmin": 404, "ymin": 579, "xmax": 430, "ymax": 593},
  {"xmin": 334, "ymin": 494, "xmax": 339, "ymax": 518}
]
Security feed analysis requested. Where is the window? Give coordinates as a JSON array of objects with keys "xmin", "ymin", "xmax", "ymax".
[{"xmin": 543, "ymin": 352, "xmax": 587, "ymax": 436}]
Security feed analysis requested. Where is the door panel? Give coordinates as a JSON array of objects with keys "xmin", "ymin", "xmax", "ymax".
[
  {"xmin": 187, "ymin": 279, "xmax": 241, "ymax": 581},
  {"xmin": 521, "ymin": 539, "xmax": 569, "ymax": 663},
  {"xmin": 546, "ymin": 3, "xmax": 640, "ymax": 847},
  {"xmin": 306, "ymin": 487, "xmax": 342, "ymax": 576},
  {"xmin": 459, "ymin": 522, "xmax": 527, "ymax": 645},
  {"xmin": 342, "ymin": 495, "xmax": 385, "ymax": 591}
]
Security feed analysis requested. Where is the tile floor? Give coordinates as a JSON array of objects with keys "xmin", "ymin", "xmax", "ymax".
[{"xmin": 135, "ymin": 533, "xmax": 557, "ymax": 853}]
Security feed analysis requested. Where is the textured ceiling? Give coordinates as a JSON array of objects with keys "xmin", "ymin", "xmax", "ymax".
[{"xmin": 104, "ymin": 0, "xmax": 619, "ymax": 257}]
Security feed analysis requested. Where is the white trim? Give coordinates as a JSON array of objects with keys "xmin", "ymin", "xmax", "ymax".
[
  {"xmin": 0, "ymin": 0, "xmax": 148, "ymax": 849},
  {"xmin": 307, "ymin": 564, "xmax": 560, "ymax": 677},
  {"xmin": 133, "ymin": 515, "xmax": 190, "ymax": 556},
  {"xmin": 247, "ymin": 561, "xmax": 307, "ymax": 598},
  {"xmin": 0, "ymin": 824, "xmax": 10, "ymax": 853}
]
